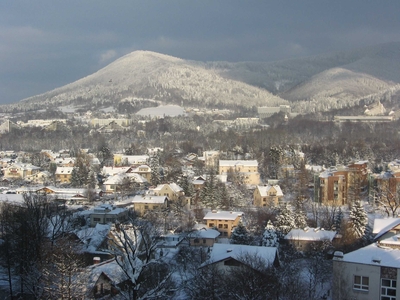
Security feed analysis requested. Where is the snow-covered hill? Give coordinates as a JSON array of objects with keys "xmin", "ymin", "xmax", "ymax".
[{"xmin": 6, "ymin": 51, "xmax": 287, "ymax": 111}]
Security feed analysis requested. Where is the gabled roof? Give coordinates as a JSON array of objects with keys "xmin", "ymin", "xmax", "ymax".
[
  {"xmin": 373, "ymin": 218, "xmax": 400, "ymax": 240},
  {"xmin": 82, "ymin": 259, "xmax": 128, "ymax": 296},
  {"xmin": 76, "ymin": 223, "xmax": 111, "ymax": 253},
  {"xmin": 202, "ymin": 243, "xmax": 278, "ymax": 268},
  {"xmin": 256, "ymin": 184, "xmax": 283, "ymax": 197}
]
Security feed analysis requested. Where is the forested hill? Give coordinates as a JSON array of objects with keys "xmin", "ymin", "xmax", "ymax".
[{"xmin": 2, "ymin": 42, "xmax": 400, "ymax": 114}]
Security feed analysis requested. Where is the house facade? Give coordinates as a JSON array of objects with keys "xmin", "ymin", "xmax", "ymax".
[
  {"xmin": 130, "ymin": 195, "xmax": 168, "ymax": 216},
  {"xmin": 253, "ymin": 184, "xmax": 283, "ymax": 207},
  {"xmin": 333, "ymin": 236, "xmax": 400, "ymax": 300},
  {"xmin": 219, "ymin": 160, "xmax": 260, "ymax": 185},
  {"xmin": 150, "ymin": 183, "xmax": 184, "ymax": 201},
  {"xmin": 89, "ymin": 205, "xmax": 129, "ymax": 227},
  {"xmin": 203, "ymin": 210, "xmax": 243, "ymax": 238},
  {"xmin": 315, "ymin": 161, "xmax": 369, "ymax": 205},
  {"xmin": 55, "ymin": 166, "xmax": 74, "ymax": 184},
  {"xmin": 4, "ymin": 163, "xmax": 41, "ymax": 180}
]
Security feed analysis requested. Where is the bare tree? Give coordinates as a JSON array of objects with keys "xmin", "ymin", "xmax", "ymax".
[{"xmin": 107, "ymin": 215, "xmax": 175, "ymax": 299}]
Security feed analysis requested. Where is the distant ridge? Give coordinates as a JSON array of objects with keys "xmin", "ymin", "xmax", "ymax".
[{"xmin": 2, "ymin": 42, "xmax": 400, "ymax": 114}]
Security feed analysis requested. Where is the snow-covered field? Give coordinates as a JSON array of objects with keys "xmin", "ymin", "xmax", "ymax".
[{"xmin": 136, "ymin": 105, "xmax": 186, "ymax": 118}]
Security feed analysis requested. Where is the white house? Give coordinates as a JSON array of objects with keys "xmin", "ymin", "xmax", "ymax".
[{"xmin": 333, "ymin": 235, "xmax": 400, "ymax": 300}]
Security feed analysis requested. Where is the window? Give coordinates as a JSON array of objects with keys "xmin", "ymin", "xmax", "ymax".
[
  {"xmin": 223, "ymin": 224, "xmax": 228, "ymax": 229},
  {"xmin": 203, "ymin": 239, "xmax": 206, "ymax": 244},
  {"xmin": 218, "ymin": 224, "xmax": 223, "ymax": 229},
  {"xmin": 93, "ymin": 217, "xmax": 101, "ymax": 221},
  {"xmin": 144, "ymin": 205, "xmax": 149, "ymax": 210},
  {"xmin": 354, "ymin": 275, "xmax": 369, "ymax": 291},
  {"xmin": 381, "ymin": 278, "xmax": 396, "ymax": 300},
  {"xmin": 209, "ymin": 223, "xmax": 214, "ymax": 228}
]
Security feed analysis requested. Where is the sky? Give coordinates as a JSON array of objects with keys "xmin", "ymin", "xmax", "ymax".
[{"xmin": 1, "ymin": 1, "xmax": 400, "ymax": 104}]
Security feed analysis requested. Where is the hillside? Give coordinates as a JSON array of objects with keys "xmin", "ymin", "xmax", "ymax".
[{"xmin": 3, "ymin": 51, "xmax": 287, "ymax": 112}]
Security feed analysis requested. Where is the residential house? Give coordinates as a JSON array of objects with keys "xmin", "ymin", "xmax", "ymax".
[
  {"xmin": 284, "ymin": 227, "xmax": 337, "ymax": 252},
  {"xmin": 332, "ymin": 236, "xmax": 400, "ymax": 300},
  {"xmin": 130, "ymin": 195, "xmax": 168, "ymax": 216},
  {"xmin": 127, "ymin": 164, "xmax": 152, "ymax": 182},
  {"xmin": 113, "ymin": 154, "xmax": 149, "ymax": 166},
  {"xmin": 373, "ymin": 217, "xmax": 400, "ymax": 241},
  {"xmin": 25, "ymin": 170, "xmax": 52, "ymax": 184},
  {"xmin": 88, "ymin": 205, "xmax": 129, "ymax": 227},
  {"xmin": 219, "ymin": 160, "xmax": 260, "ymax": 185},
  {"xmin": 203, "ymin": 210, "xmax": 244, "ymax": 238},
  {"xmin": 3, "ymin": 163, "xmax": 41, "ymax": 180},
  {"xmin": 55, "ymin": 166, "xmax": 74, "ymax": 184},
  {"xmin": 188, "ymin": 227, "xmax": 220, "ymax": 247},
  {"xmin": 253, "ymin": 184, "xmax": 284, "ymax": 207},
  {"xmin": 150, "ymin": 183, "xmax": 184, "ymax": 201},
  {"xmin": 200, "ymin": 243, "xmax": 279, "ymax": 272},
  {"xmin": 103, "ymin": 173, "xmax": 148, "ymax": 194},
  {"xmin": 202, "ymin": 150, "xmax": 220, "ymax": 168}
]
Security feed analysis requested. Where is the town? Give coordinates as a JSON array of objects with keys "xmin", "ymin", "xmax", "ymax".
[{"xmin": 0, "ymin": 103, "xmax": 400, "ymax": 300}]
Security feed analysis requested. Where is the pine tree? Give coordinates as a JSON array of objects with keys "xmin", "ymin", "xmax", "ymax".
[
  {"xmin": 333, "ymin": 207, "xmax": 344, "ymax": 233},
  {"xmin": 200, "ymin": 172, "xmax": 219, "ymax": 209},
  {"xmin": 149, "ymin": 155, "xmax": 161, "ymax": 186},
  {"xmin": 349, "ymin": 201, "xmax": 368, "ymax": 238},
  {"xmin": 275, "ymin": 203, "xmax": 296, "ymax": 236},
  {"xmin": 293, "ymin": 210, "xmax": 307, "ymax": 229},
  {"xmin": 262, "ymin": 220, "xmax": 279, "ymax": 247},
  {"xmin": 231, "ymin": 222, "xmax": 251, "ymax": 245}
]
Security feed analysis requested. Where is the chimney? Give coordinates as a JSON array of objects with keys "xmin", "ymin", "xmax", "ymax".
[
  {"xmin": 333, "ymin": 251, "xmax": 344, "ymax": 261},
  {"xmin": 93, "ymin": 257, "xmax": 101, "ymax": 264},
  {"xmin": 372, "ymin": 256, "xmax": 381, "ymax": 264}
]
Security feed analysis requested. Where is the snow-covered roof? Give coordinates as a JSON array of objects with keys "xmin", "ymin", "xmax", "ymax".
[
  {"xmin": 55, "ymin": 166, "xmax": 74, "ymax": 174},
  {"xmin": 285, "ymin": 228, "xmax": 336, "ymax": 241},
  {"xmin": 203, "ymin": 210, "xmax": 243, "ymax": 221},
  {"xmin": 373, "ymin": 218, "xmax": 400, "ymax": 240},
  {"xmin": 203, "ymin": 243, "xmax": 278, "ymax": 267},
  {"xmin": 76, "ymin": 223, "xmax": 111, "ymax": 253},
  {"xmin": 219, "ymin": 160, "xmax": 258, "ymax": 167},
  {"xmin": 341, "ymin": 240, "xmax": 400, "ymax": 268},
  {"xmin": 0, "ymin": 193, "xmax": 25, "ymax": 204},
  {"xmin": 152, "ymin": 183, "xmax": 183, "ymax": 193},
  {"xmin": 189, "ymin": 228, "xmax": 221, "ymax": 239},
  {"xmin": 131, "ymin": 195, "xmax": 167, "ymax": 204},
  {"xmin": 256, "ymin": 184, "xmax": 283, "ymax": 197},
  {"xmin": 102, "ymin": 166, "xmax": 130, "ymax": 176},
  {"xmin": 83, "ymin": 258, "xmax": 128, "ymax": 295},
  {"xmin": 103, "ymin": 173, "xmax": 147, "ymax": 185}
]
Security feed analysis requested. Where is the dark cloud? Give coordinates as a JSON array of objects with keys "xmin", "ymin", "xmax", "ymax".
[{"xmin": 1, "ymin": 1, "xmax": 400, "ymax": 104}]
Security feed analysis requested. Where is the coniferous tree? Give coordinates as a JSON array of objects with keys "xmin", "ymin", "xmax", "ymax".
[
  {"xmin": 333, "ymin": 207, "xmax": 344, "ymax": 233},
  {"xmin": 275, "ymin": 203, "xmax": 296, "ymax": 237},
  {"xmin": 262, "ymin": 220, "xmax": 279, "ymax": 247},
  {"xmin": 149, "ymin": 155, "xmax": 161, "ymax": 186},
  {"xmin": 231, "ymin": 222, "xmax": 251, "ymax": 245},
  {"xmin": 349, "ymin": 201, "xmax": 368, "ymax": 238},
  {"xmin": 200, "ymin": 172, "xmax": 219, "ymax": 209}
]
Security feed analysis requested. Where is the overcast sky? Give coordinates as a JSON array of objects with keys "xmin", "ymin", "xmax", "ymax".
[{"xmin": 1, "ymin": 1, "xmax": 400, "ymax": 104}]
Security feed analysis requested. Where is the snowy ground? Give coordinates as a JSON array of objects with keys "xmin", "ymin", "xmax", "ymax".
[{"xmin": 136, "ymin": 105, "xmax": 186, "ymax": 118}]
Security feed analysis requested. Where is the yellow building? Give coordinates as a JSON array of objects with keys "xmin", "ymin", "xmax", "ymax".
[
  {"xmin": 219, "ymin": 160, "xmax": 260, "ymax": 185},
  {"xmin": 131, "ymin": 195, "xmax": 168, "ymax": 216},
  {"xmin": 150, "ymin": 183, "xmax": 184, "ymax": 201},
  {"xmin": 203, "ymin": 210, "xmax": 243, "ymax": 238},
  {"xmin": 253, "ymin": 184, "xmax": 284, "ymax": 207},
  {"xmin": 55, "ymin": 166, "xmax": 74, "ymax": 184}
]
